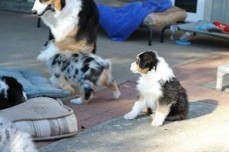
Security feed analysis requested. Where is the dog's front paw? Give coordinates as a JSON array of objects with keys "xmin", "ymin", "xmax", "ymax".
[
  {"xmin": 70, "ymin": 98, "xmax": 84, "ymax": 104},
  {"xmin": 124, "ymin": 112, "xmax": 136, "ymax": 120}
]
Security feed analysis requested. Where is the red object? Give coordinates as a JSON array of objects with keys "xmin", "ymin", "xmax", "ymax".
[{"xmin": 213, "ymin": 21, "xmax": 229, "ymax": 32}]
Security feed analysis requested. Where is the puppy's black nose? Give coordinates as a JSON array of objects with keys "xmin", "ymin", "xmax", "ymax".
[{"xmin": 31, "ymin": 10, "xmax": 37, "ymax": 15}]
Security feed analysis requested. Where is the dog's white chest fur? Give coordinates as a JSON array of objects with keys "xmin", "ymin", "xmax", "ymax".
[
  {"xmin": 41, "ymin": 0, "xmax": 82, "ymax": 41},
  {"xmin": 46, "ymin": 16, "xmax": 77, "ymax": 41},
  {"xmin": 137, "ymin": 75, "xmax": 163, "ymax": 110}
]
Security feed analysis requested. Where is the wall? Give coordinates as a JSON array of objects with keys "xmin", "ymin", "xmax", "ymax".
[
  {"xmin": 211, "ymin": 0, "xmax": 229, "ymax": 23},
  {"xmin": 204, "ymin": 0, "xmax": 229, "ymax": 23},
  {"xmin": 0, "ymin": 0, "xmax": 33, "ymax": 13}
]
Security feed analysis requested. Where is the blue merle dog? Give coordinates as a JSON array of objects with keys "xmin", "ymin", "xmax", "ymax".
[{"xmin": 47, "ymin": 53, "xmax": 121, "ymax": 104}]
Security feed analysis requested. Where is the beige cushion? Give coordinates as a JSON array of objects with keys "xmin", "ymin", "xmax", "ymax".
[
  {"xmin": 143, "ymin": 6, "xmax": 187, "ymax": 27},
  {"xmin": 0, "ymin": 97, "xmax": 78, "ymax": 141}
]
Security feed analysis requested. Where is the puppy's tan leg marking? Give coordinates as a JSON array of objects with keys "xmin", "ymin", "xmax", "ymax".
[
  {"xmin": 152, "ymin": 102, "xmax": 172, "ymax": 127},
  {"xmin": 124, "ymin": 94, "xmax": 146, "ymax": 120},
  {"xmin": 50, "ymin": 76, "xmax": 75, "ymax": 94},
  {"xmin": 62, "ymin": 84, "xmax": 75, "ymax": 95}
]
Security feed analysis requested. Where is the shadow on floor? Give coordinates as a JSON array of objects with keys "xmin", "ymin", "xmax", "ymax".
[{"xmin": 187, "ymin": 99, "xmax": 217, "ymax": 120}]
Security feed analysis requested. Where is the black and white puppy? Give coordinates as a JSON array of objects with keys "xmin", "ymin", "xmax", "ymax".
[
  {"xmin": 48, "ymin": 52, "xmax": 121, "ymax": 104},
  {"xmin": 0, "ymin": 76, "xmax": 27, "ymax": 110},
  {"xmin": 124, "ymin": 51, "xmax": 188, "ymax": 126}
]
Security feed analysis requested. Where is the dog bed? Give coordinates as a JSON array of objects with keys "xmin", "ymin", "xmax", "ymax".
[
  {"xmin": 0, "ymin": 97, "xmax": 78, "ymax": 140},
  {"xmin": 0, "ymin": 67, "xmax": 70, "ymax": 98}
]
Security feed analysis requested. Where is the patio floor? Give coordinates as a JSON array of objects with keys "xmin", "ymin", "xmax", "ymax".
[{"xmin": 0, "ymin": 9, "xmax": 229, "ymax": 151}]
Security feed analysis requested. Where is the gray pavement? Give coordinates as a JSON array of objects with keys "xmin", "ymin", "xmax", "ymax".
[{"xmin": 1, "ymin": 10, "xmax": 229, "ymax": 152}]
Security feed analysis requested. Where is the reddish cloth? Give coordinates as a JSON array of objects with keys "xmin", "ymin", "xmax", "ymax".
[{"xmin": 213, "ymin": 21, "xmax": 229, "ymax": 32}]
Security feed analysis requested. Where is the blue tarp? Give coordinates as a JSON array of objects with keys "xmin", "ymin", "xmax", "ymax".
[{"xmin": 97, "ymin": 0, "xmax": 172, "ymax": 41}]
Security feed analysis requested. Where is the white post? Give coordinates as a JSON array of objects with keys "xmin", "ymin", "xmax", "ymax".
[{"xmin": 216, "ymin": 69, "xmax": 224, "ymax": 91}]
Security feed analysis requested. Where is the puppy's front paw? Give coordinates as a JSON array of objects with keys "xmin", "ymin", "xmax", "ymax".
[
  {"xmin": 70, "ymin": 98, "xmax": 84, "ymax": 104},
  {"xmin": 151, "ymin": 112, "xmax": 166, "ymax": 127},
  {"xmin": 151, "ymin": 120, "xmax": 163, "ymax": 127},
  {"xmin": 124, "ymin": 112, "xmax": 136, "ymax": 120},
  {"xmin": 113, "ymin": 90, "xmax": 121, "ymax": 99}
]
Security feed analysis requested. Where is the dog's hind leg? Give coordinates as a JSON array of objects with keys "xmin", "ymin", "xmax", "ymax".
[
  {"xmin": 166, "ymin": 103, "xmax": 188, "ymax": 121},
  {"xmin": 106, "ymin": 81, "xmax": 120, "ymax": 99},
  {"xmin": 70, "ymin": 82, "xmax": 94, "ymax": 104},
  {"xmin": 98, "ymin": 69, "xmax": 121, "ymax": 99},
  {"xmin": 166, "ymin": 113, "xmax": 187, "ymax": 121}
]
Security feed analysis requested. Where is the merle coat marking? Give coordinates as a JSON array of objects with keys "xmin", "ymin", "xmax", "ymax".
[{"xmin": 48, "ymin": 53, "xmax": 121, "ymax": 104}]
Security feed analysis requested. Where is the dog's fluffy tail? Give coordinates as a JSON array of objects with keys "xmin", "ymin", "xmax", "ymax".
[{"xmin": 166, "ymin": 113, "xmax": 187, "ymax": 121}]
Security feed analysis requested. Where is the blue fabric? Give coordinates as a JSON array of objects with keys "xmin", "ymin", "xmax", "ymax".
[
  {"xmin": 0, "ymin": 68, "xmax": 70, "ymax": 98},
  {"xmin": 97, "ymin": 0, "xmax": 172, "ymax": 41}
]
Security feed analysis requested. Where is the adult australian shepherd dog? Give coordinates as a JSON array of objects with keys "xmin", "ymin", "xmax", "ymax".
[
  {"xmin": 124, "ymin": 51, "xmax": 188, "ymax": 126},
  {"xmin": 32, "ymin": 0, "xmax": 99, "ymax": 61}
]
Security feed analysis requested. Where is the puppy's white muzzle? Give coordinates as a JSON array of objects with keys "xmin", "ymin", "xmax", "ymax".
[{"xmin": 130, "ymin": 62, "xmax": 139, "ymax": 74}]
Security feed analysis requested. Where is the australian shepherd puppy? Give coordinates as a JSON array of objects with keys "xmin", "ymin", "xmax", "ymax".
[
  {"xmin": 47, "ymin": 52, "xmax": 121, "ymax": 104},
  {"xmin": 32, "ymin": 0, "xmax": 99, "ymax": 61},
  {"xmin": 0, "ymin": 76, "xmax": 27, "ymax": 110},
  {"xmin": 124, "ymin": 51, "xmax": 188, "ymax": 126}
]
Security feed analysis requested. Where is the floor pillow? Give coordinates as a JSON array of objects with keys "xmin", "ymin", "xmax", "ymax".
[
  {"xmin": 0, "ymin": 67, "xmax": 70, "ymax": 98},
  {"xmin": 0, "ymin": 97, "xmax": 78, "ymax": 140},
  {"xmin": 143, "ymin": 6, "xmax": 187, "ymax": 27}
]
